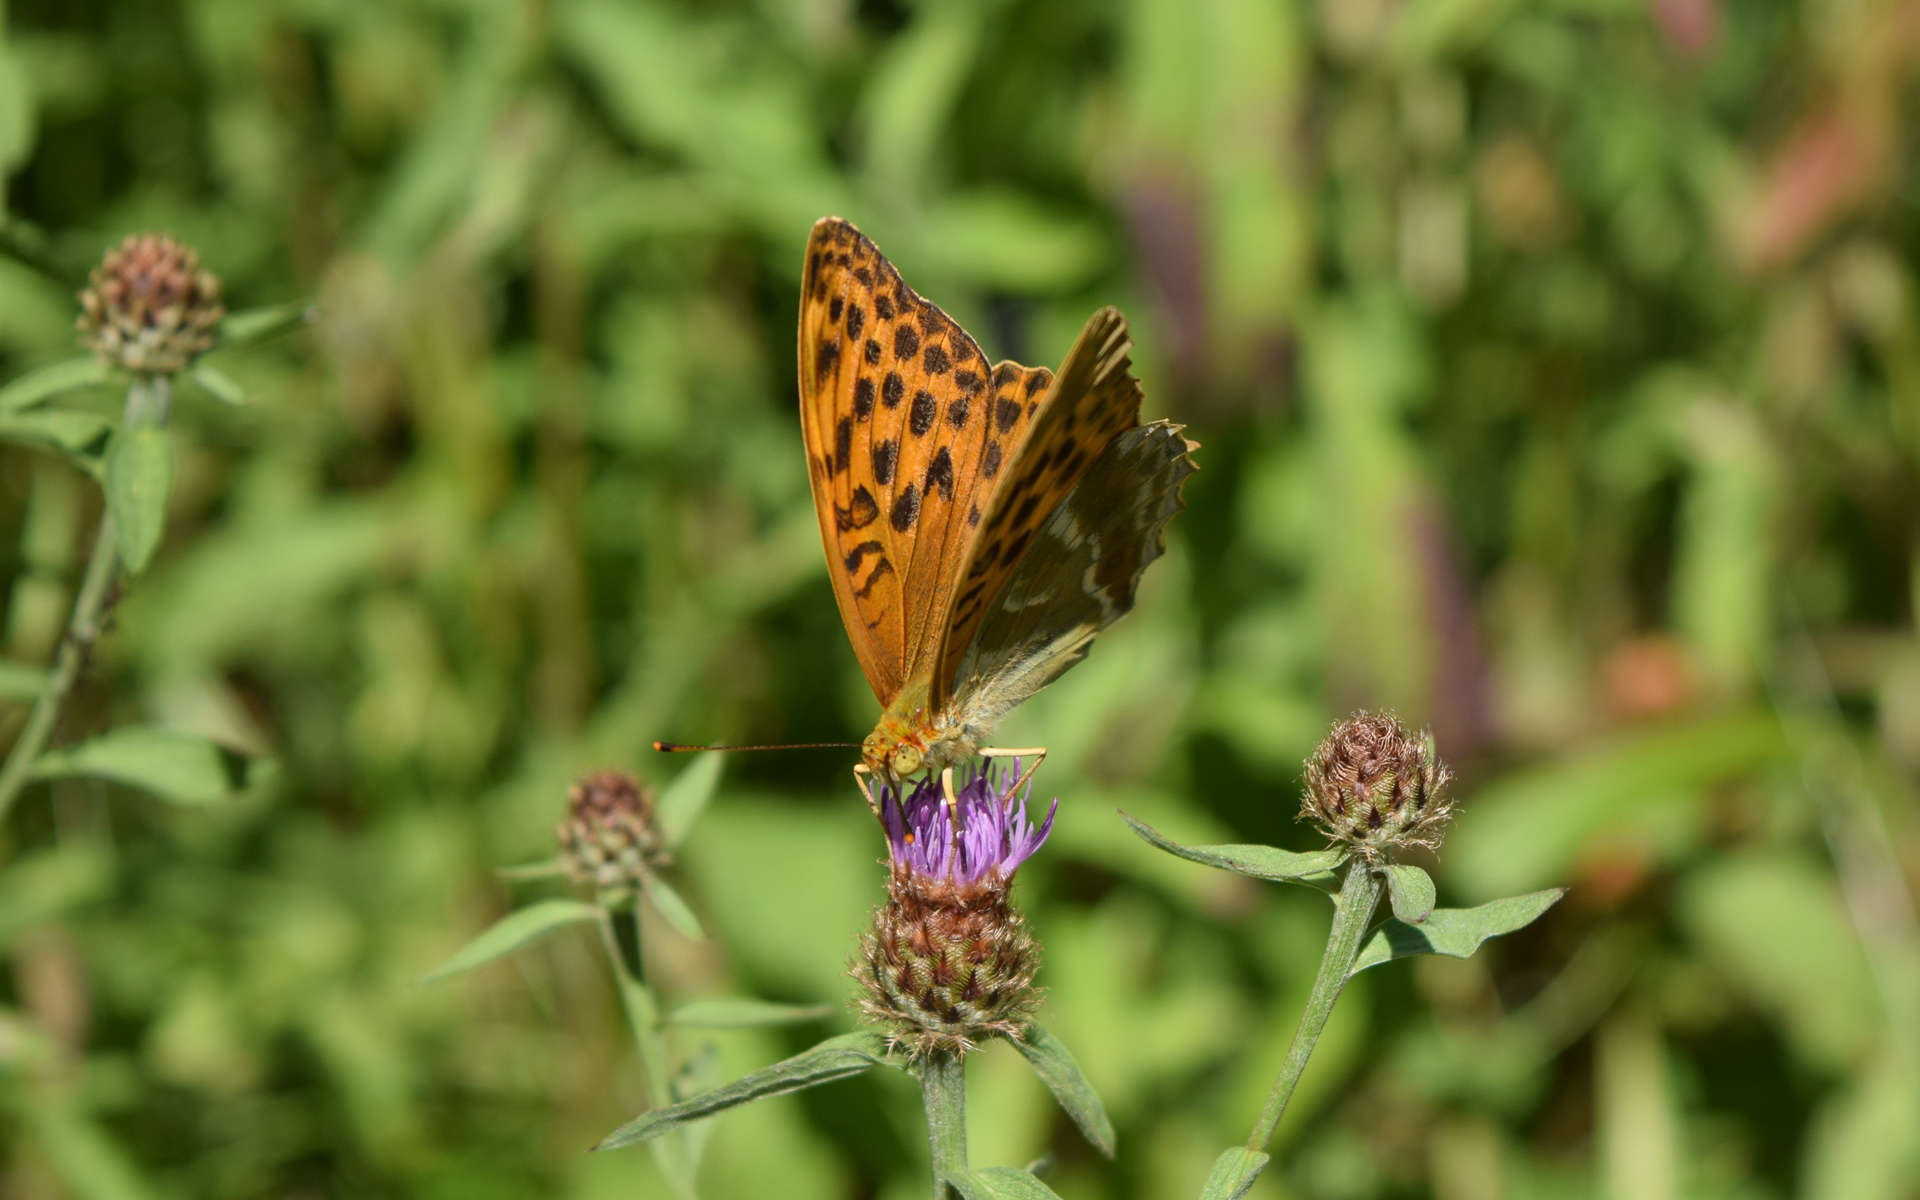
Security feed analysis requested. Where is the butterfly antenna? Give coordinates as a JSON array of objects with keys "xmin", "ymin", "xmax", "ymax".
[{"xmin": 652, "ymin": 740, "xmax": 859, "ymax": 753}]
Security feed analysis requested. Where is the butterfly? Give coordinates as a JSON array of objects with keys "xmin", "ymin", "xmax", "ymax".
[{"xmin": 798, "ymin": 216, "xmax": 1197, "ymax": 795}]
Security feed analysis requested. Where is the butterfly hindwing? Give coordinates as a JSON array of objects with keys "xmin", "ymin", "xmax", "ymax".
[
  {"xmin": 948, "ymin": 420, "xmax": 1198, "ymax": 726},
  {"xmin": 933, "ymin": 306, "xmax": 1147, "ymax": 704},
  {"xmin": 798, "ymin": 217, "xmax": 1040, "ymax": 705}
]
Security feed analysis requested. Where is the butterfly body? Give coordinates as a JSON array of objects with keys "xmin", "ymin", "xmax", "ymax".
[
  {"xmin": 799, "ymin": 217, "xmax": 1196, "ymax": 785},
  {"xmin": 863, "ymin": 680, "xmax": 982, "ymax": 779}
]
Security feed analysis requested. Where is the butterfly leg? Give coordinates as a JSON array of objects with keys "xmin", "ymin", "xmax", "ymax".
[
  {"xmin": 940, "ymin": 767, "xmax": 963, "ymax": 866},
  {"xmin": 979, "ymin": 745, "xmax": 1048, "ymax": 792},
  {"xmin": 853, "ymin": 763, "xmax": 882, "ymax": 822}
]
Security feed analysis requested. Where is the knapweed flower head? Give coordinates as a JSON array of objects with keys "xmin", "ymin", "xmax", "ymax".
[
  {"xmin": 856, "ymin": 761, "xmax": 1056, "ymax": 1058},
  {"xmin": 555, "ymin": 769, "xmax": 669, "ymax": 898},
  {"xmin": 77, "ymin": 233, "xmax": 224, "ymax": 375},
  {"xmin": 1301, "ymin": 711, "xmax": 1453, "ymax": 860}
]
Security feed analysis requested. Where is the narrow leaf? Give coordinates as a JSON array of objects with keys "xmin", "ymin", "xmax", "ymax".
[
  {"xmin": 0, "ymin": 660, "xmax": 45, "ymax": 701},
  {"xmin": 29, "ymin": 727, "xmax": 266, "ymax": 805},
  {"xmin": 596, "ymin": 1031, "xmax": 892, "ymax": 1150},
  {"xmin": 423, "ymin": 899, "xmax": 600, "ymax": 983},
  {"xmin": 1011, "ymin": 1023, "xmax": 1115, "ymax": 1157},
  {"xmin": 1380, "ymin": 863, "xmax": 1436, "ymax": 924},
  {"xmin": 952, "ymin": 1166, "xmax": 1065, "ymax": 1200},
  {"xmin": 0, "ymin": 408, "xmax": 113, "ymax": 472},
  {"xmin": 189, "ymin": 363, "xmax": 246, "ymax": 406},
  {"xmin": 1199, "ymin": 1147, "xmax": 1270, "ymax": 1199},
  {"xmin": 665, "ymin": 998, "xmax": 836, "ymax": 1029},
  {"xmin": 1349, "ymin": 889, "xmax": 1566, "ymax": 977},
  {"xmin": 658, "ymin": 751, "xmax": 723, "ymax": 847},
  {"xmin": 644, "ymin": 876, "xmax": 706, "ymax": 940},
  {"xmin": 1121, "ymin": 813, "xmax": 1345, "ymax": 890},
  {"xmin": 0, "ymin": 356, "xmax": 106, "ymax": 413},
  {"xmin": 105, "ymin": 427, "xmax": 172, "ymax": 573},
  {"xmin": 218, "ymin": 301, "xmax": 316, "ymax": 349}
]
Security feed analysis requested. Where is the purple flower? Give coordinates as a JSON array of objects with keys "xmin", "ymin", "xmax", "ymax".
[{"xmin": 876, "ymin": 760, "xmax": 1057, "ymax": 891}]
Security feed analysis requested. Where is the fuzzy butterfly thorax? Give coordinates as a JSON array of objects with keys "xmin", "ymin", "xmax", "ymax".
[
  {"xmin": 862, "ymin": 679, "xmax": 986, "ymax": 780},
  {"xmin": 799, "ymin": 217, "xmax": 1197, "ymax": 785}
]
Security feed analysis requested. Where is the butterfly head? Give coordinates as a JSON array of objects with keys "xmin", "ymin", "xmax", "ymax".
[{"xmin": 862, "ymin": 727, "xmax": 924, "ymax": 781}]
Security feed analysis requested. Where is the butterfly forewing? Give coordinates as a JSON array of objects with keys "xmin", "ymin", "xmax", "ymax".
[
  {"xmin": 798, "ymin": 217, "xmax": 1041, "ymax": 705},
  {"xmin": 933, "ymin": 306, "xmax": 1147, "ymax": 703}
]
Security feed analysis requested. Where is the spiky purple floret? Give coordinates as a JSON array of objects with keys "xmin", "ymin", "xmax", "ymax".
[{"xmin": 878, "ymin": 760, "xmax": 1057, "ymax": 888}]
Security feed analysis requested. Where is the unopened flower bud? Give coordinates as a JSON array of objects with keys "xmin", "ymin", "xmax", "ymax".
[
  {"xmin": 1301, "ymin": 712, "xmax": 1453, "ymax": 860},
  {"xmin": 555, "ymin": 769, "xmax": 669, "ymax": 898},
  {"xmin": 77, "ymin": 234, "xmax": 224, "ymax": 374},
  {"xmin": 854, "ymin": 763, "xmax": 1055, "ymax": 1059}
]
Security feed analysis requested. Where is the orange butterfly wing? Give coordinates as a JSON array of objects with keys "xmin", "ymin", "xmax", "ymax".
[
  {"xmin": 797, "ymin": 217, "xmax": 1044, "ymax": 705},
  {"xmin": 932, "ymin": 307, "xmax": 1148, "ymax": 703}
]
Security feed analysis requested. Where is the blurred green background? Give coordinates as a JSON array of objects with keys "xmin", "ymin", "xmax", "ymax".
[{"xmin": 3, "ymin": 0, "xmax": 1919, "ymax": 1196}]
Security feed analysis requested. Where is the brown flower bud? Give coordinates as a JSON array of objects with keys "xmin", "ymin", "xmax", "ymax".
[
  {"xmin": 555, "ymin": 770, "xmax": 669, "ymax": 897},
  {"xmin": 1300, "ymin": 712, "xmax": 1453, "ymax": 860},
  {"xmin": 77, "ymin": 234, "xmax": 224, "ymax": 374}
]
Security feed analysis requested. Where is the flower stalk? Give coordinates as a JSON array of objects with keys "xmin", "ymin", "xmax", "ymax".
[
  {"xmin": 919, "ymin": 1050, "xmax": 969, "ymax": 1198},
  {"xmin": 0, "ymin": 374, "xmax": 169, "ymax": 827},
  {"xmin": 1244, "ymin": 859, "xmax": 1381, "ymax": 1151}
]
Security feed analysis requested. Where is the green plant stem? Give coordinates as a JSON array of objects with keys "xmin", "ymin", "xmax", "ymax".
[
  {"xmin": 0, "ymin": 375, "xmax": 172, "ymax": 830},
  {"xmin": 0, "ymin": 515, "xmax": 117, "ymax": 826},
  {"xmin": 1244, "ymin": 860, "xmax": 1382, "ymax": 1152},
  {"xmin": 595, "ymin": 904, "xmax": 697, "ymax": 1198},
  {"xmin": 920, "ymin": 1051, "xmax": 968, "ymax": 1198}
]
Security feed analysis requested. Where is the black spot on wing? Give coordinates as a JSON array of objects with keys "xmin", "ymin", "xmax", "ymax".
[
  {"xmin": 995, "ymin": 397, "xmax": 1020, "ymax": 432},
  {"xmin": 816, "ymin": 339, "xmax": 841, "ymax": 384},
  {"xmin": 895, "ymin": 323, "xmax": 920, "ymax": 361},
  {"xmin": 925, "ymin": 447, "xmax": 954, "ymax": 501},
  {"xmin": 846, "ymin": 303, "xmax": 864, "ymax": 340},
  {"xmin": 835, "ymin": 485, "xmax": 879, "ymax": 530},
  {"xmin": 854, "ymin": 557, "xmax": 894, "ymax": 598},
  {"xmin": 833, "ymin": 417, "xmax": 852, "ymax": 473},
  {"xmin": 947, "ymin": 394, "xmax": 970, "ymax": 429},
  {"xmin": 924, "ymin": 343, "xmax": 950, "ymax": 374},
  {"xmin": 890, "ymin": 483, "xmax": 920, "ymax": 532},
  {"xmin": 910, "ymin": 390, "xmax": 936, "ymax": 436},
  {"xmin": 883, "ymin": 372, "xmax": 904, "ymax": 408},
  {"xmin": 872, "ymin": 439, "xmax": 897, "ymax": 485},
  {"xmin": 854, "ymin": 377, "xmax": 875, "ymax": 419}
]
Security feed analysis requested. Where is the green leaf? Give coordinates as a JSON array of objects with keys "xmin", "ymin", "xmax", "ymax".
[
  {"xmin": 0, "ymin": 356, "xmax": 106, "ymax": 413},
  {"xmin": 1199, "ymin": 1147, "xmax": 1270, "ymax": 1199},
  {"xmin": 1010, "ymin": 1023, "xmax": 1115, "ymax": 1157},
  {"xmin": 217, "ymin": 301, "xmax": 315, "ymax": 350},
  {"xmin": 1121, "ymin": 812, "xmax": 1345, "ymax": 890},
  {"xmin": 0, "ymin": 660, "xmax": 45, "ymax": 701},
  {"xmin": 1349, "ymin": 889, "xmax": 1565, "ymax": 977},
  {"xmin": 422, "ymin": 899, "xmax": 601, "ymax": 983},
  {"xmin": 665, "ymin": 998, "xmax": 836, "ymax": 1029},
  {"xmin": 641, "ymin": 877, "xmax": 705, "ymax": 941},
  {"xmin": 188, "ymin": 363, "xmax": 247, "ymax": 406},
  {"xmin": 951, "ymin": 1166, "xmax": 1065, "ymax": 1200},
  {"xmin": 658, "ymin": 751, "xmax": 723, "ymax": 847},
  {"xmin": 1380, "ymin": 863, "xmax": 1436, "ymax": 924},
  {"xmin": 0, "ymin": 407, "xmax": 113, "ymax": 472},
  {"xmin": 29, "ymin": 727, "xmax": 268, "ymax": 806},
  {"xmin": 595, "ymin": 1031, "xmax": 893, "ymax": 1151},
  {"xmin": 106, "ymin": 427, "xmax": 172, "ymax": 574}
]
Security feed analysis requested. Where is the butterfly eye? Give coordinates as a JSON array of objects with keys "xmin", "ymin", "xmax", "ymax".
[{"xmin": 892, "ymin": 743, "xmax": 924, "ymax": 776}]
